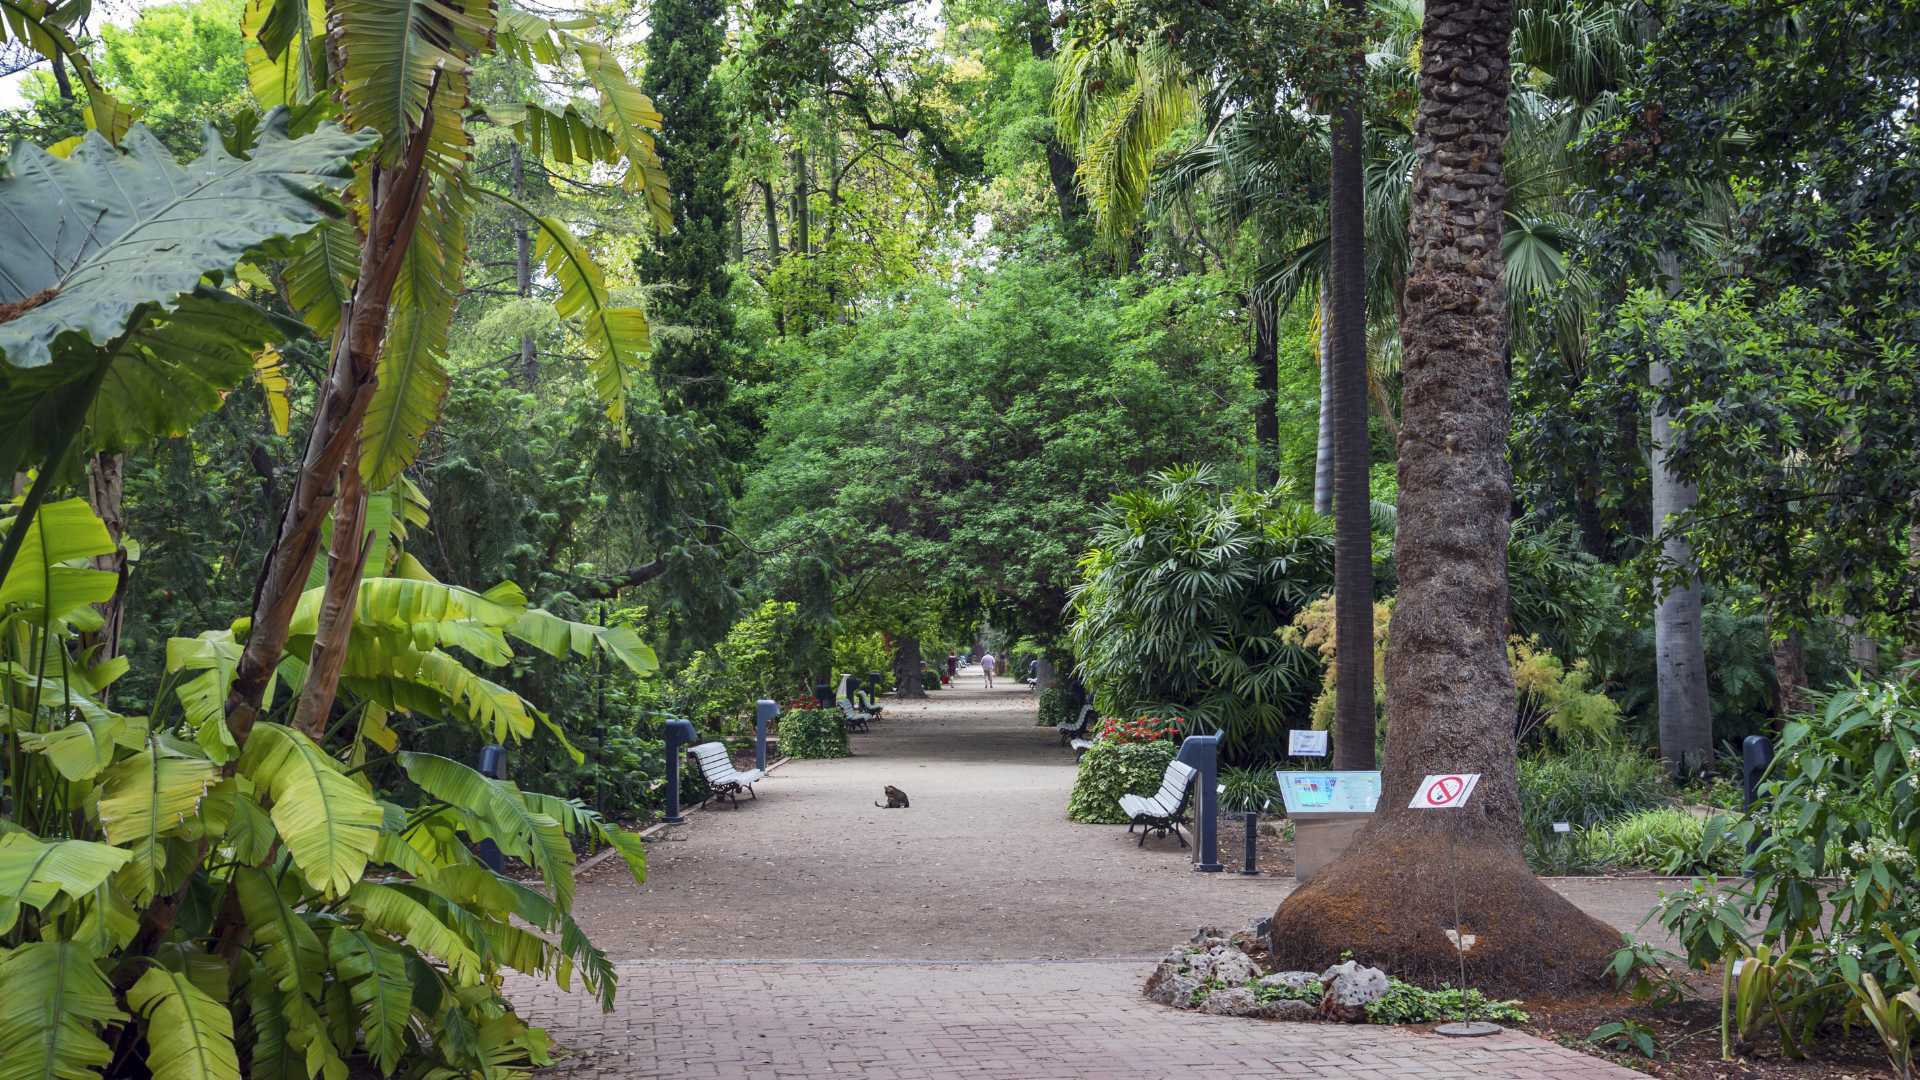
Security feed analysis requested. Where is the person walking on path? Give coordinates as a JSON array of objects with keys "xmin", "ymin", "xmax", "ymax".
[{"xmin": 981, "ymin": 652, "xmax": 997, "ymax": 687}]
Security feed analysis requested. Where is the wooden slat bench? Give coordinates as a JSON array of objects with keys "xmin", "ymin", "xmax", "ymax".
[
  {"xmin": 1119, "ymin": 759, "xmax": 1197, "ymax": 848},
  {"xmin": 688, "ymin": 741, "xmax": 765, "ymax": 807}
]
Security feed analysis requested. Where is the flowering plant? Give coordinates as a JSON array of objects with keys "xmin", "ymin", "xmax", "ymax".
[{"xmin": 1096, "ymin": 714, "xmax": 1186, "ymax": 744}]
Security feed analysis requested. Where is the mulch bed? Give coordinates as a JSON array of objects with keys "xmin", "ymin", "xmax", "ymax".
[
  {"xmin": 1520, "ymin": 987, "xmax": 1894, "ymax": 1078},
  {"xmin": 1212, "ymin": 816, "xmax": 1294, "ymax": 876}
]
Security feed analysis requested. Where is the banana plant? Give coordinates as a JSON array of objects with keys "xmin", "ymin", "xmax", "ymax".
[
  {"xmin": 222, "ymin": 0, "xmax": 676, "ymax": 747},
  {"xmin": 1, "ymin": 493, "xmax": 650, "ymax": 1079}
]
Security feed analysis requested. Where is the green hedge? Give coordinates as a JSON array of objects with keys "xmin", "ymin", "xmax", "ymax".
[
  {"xmin": 1067, "ymin": 738, "xmax": 1180, "ymax": 823},
  {"xmin": 1036, "ymin": 686, "xmax": 1069, "ymax": 727},
  {"xmin": 780, "ymin": 708, "xmax": 851, "ymax": 759}
]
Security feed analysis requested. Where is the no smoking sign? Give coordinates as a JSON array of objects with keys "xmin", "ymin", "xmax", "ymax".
[{"xmin": 1410, "ymin": 773, "xmax": 1481, "ymax": 809}]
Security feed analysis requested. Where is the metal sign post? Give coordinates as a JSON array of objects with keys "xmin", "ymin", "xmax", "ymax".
[
  {"xmin": 1176, "ymin": 734, "xmax": 1223, "ymax": 872},
  {"xmin": 754, "ymin": 699, "xmax": 779, "ymax": 771},
  {"xmin": 1410, "ymin": 773, "xmax": 1482, "ymax": 991}
]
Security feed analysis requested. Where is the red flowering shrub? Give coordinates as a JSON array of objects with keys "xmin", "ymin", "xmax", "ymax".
[{"xmin": 1096, "ymin": 714, "xmax": 1186, "ymax": 744}]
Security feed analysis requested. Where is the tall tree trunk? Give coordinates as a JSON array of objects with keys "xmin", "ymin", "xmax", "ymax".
[
  {"xmin": 510, "ymin": 141, "xmax": 536, "ymax": 386},
  {"xmin": 81, "ymin": 453, "xmax": 128, "ymax": 689},
  {"xmin": 893, "ymin": 636, "xmax": 926, "ymax": 699},
  {"xmin": 224, "ymin": 133, "xmax": 437, "ymax": 745},
  {"xmin": 1327, "ymin": 9, "xmax": 1376, "ymax": 772},
  {"xmin": 1313, "ymin": 294, "xmax": 1334, "ymax": 515},
  {"xmin": 791, "ymin": 148, "xmax": 810, "ymax": 257},
  {"xmin": 1770, "ymin": 616, "xmax": 1807, "ymax": 717},
  {"xmin": 761, "ymin": 179, "xmax": 782, "ymax": 263},
  {"xmin": 1252, "ymin": 292, "xmax": 1280, "ymax": 486},
  {"xmin": 50, "ymin": 54, "xmax": 73, "ymax": 100},
  {"xmin": 1271, "ymin": 0, "xmax": 1619, "ymax": 992},
  {"xmin": 1650, "ymin": 355, "xmax": 1712, "ymax": 777}
]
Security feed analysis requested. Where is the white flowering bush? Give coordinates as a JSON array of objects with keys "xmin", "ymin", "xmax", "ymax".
[
  {"xmin": 1636, "ymin": 672, "xmax": 1920, "ymax": 1055},
  {"xmin": 1746, "ymin": 676, "xmax": 1920, "ymax": 990}
]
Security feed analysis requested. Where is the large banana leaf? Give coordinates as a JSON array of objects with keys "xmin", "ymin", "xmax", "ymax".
[
  {"xmin": 0, "ymin": 834, "xmax": 132, "ymax": 934},
  {"xmin": 239, "ymin": 724, "xmax": 382, "ymax": 898},
  {"xmin": 280, "ymin": 218, "xmax": 359, "ymax": 337},
  {"xmin": 96, "ymin": 744, "xmax": 218, "ymax": 903},
  {"xmin": 19, "ymin": 712, "xmax": 143, "ymax": 780},
  {"xmin": 0, "ymin": 941, "xmax": 127, "ymax": 1080},
  {"xmin": 397, "ymin": 752, "xmax": 574, "ymax": 909},
  {"xmin": 326, "ymin": 928, "xmax": 413, "ymax": 1074},
  {"xmin": 0, "ymin": 114, "xmax": 369, "ymax": 371},
  {"xmin": 235, "ymin": 867, "xmax": 324, "ymax": 999},
  {"xmin": 343, "ymin": 881, "xmax": 483, "ymax": 984},
  {"xmin": 330, "ymin": 0, "xmax": 490, "ymax": 158},
  {"xmin": 0, "ymin": 498, "xmax": 115, "ymax": 625},
  {"xmin": 359, "ymin": 176, "xmax": 464, "ymax": 487},
  {"xmin": 127, "ymin": 966, "xmax": 241, "ymax": 1080},
  {"xmin": 532, "ymin": 215, "xmax": 649, "ymax": 435}
]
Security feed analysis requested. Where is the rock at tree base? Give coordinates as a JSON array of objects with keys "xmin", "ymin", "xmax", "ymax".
[
  {"xmin": 1257, "ymin": 999, "xmax": 1317, "ymax": 1021},
  {"xmin": 1189, "ymin": 946, "xmax": 1258, "ymax": 985},
  {"xmin": 1200, "ymin": 987, "xmax": 1260, "ymax": 1016},
  {"xmin": 1259, "ymin": 971, "xmax": 1321, "ymax": 991},
  {"xmin": 1317, "ymin": 961, "xmax": 1389, "ymax": 1022}
]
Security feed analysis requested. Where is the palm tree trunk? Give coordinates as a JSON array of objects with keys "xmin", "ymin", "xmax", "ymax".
[
  {"xmin": 1314, "ymin": 294, "xmax": 1334, "ymax": 515},
  {"xmin": 1253, "ymin": 292, "xmax": 1280, "ymax": 486},
  {"xmin": 81, "ymin": 452, "xmax": 128, "ymax": 693},
  {"xmin": 225, "ymin": 132, "xmax": 437, "ymax": 745},
  {"xmin": 1328, "ymin": 8, "xmax": 1376, "ymax": 772},
  {"xmin": 1270, "ymin": 0, "xmax": 1619, "ymax": 992},
  {"xmin": 1650, "ymin": 355, "xmax": 1712, "ymax": 777}
]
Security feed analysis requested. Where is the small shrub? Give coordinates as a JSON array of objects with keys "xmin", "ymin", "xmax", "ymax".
[
  {"xmin": 1067, "ymin": 738, "xmax": 1180, "ymax": 823},
  {"xmin": 1220, "ymin": 766, "xmax": 1281, "ymax": 813},
  {"xmin": 780, "ymin": 708, "xmax": 851, "ymax": 759},
  {"xmin": 1363, "ymin": 979, "xmax": 1529, "ymax": 1024},
  {"xmin": 1251, "ymin": 978, "xmax": 1322, "ymax": 1005},
  {"xmin": 1592, "ymin": 808, "xmax": 1742, "ymax": 875},
  {"xmin": 1520, "ymin": 744, "xmax": 1673, "ymax": 833},
  {"xmin": 1037, "ymin": 686, "xmax": 1069, "ymax": 727}
]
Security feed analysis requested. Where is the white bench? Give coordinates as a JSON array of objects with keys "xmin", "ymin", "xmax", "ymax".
[
  {"xmin": 837, "ymin": 700, "xmax": 871, "ymax": 733},
  {"xmin": 1119, "ymin": 759, "xmax": 1197, "ymax": 848},
  {"xmin": 688, "ymin": 741, "xmax": 764, "ymax": 807},
  {"xmin": 1058, "ymin": 702, "xmax": 1096, "ymax": 746}
]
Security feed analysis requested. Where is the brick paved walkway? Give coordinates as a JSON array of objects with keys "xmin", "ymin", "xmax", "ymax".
[
  {"xmin": 527, "ymin": 671, "xmax": 1652, "ymax": 1078},
  {"xmin": 515, "ymin": 960, "xmax": 1638, "ymax": 1079}
]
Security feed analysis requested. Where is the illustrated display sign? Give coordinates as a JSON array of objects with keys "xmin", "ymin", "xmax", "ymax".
[
  {"xmin": 1277, "ymin": 771, "xmax": 1381, "ymax": 815},
  {"xmin": 1410, "ymin": 773, "xmax": 1482, "ymax": 809},
  {"xmin": 1287, "ymin": 729, "xmax": 1329, "ymax": 757}
]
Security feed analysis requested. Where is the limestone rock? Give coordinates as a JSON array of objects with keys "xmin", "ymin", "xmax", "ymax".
[
  {"xmin": 1143, "ymin": 962, "xmax": 1203, "ymax": 1008},
  {"xmin": 1317, "ymin": 961, "xmax": 1389, "ymax": 1022},
  {"xmin": 1200, "ymin": 986, "xmax": 1261, "ymax": 1016},
  {"xmin": 1190, "ymin": 946, "xmax": 1258, "ymax": 985},
  {"xmin": 1258, "ymin": 971, "xmax": 1322, "ymax": 991},
  {"xmin": 1256, "ymin": 998, "xmax": 1318, "ymax": 1022},
  {"xmin": 1190, "ymin": 926, "xmax": 1222, "ymax": 945}
]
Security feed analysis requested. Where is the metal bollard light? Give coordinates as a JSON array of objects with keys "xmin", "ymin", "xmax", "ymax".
[
  {"xmin": 1742, "ymin": 734, "xmax": 1774, "ymax": 810},
  {"xmin": 755, "ymin": 699, "xmax": 779, "ymax": 771},
  {"xmin": 1240, "ymin": 810, "xmax": 1260, "ymax": 876},
  {"xmin": 813, "ymin": 682, "xmax": 833, "ymax": 708},
  {"xmin": 475, "ymin": 746, "xmax": 507, "ymax": 871},
  {"xmin": 1176, "ymin": 733, "xmax": 1223, "ymax": 872},
  {"xmin": 662, "ymin": 718, "xmax": 697, "ymax": 824}
]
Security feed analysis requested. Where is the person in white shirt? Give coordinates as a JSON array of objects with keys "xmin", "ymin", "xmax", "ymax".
[{"xmin": 980, "ymin": 652, "xmax": 997, "ymax": 687}]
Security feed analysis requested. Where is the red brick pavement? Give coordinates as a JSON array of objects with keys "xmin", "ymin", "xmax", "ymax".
[{"xmin": 514, "ymin": 959, "xmax": 1642, "ymax": 1080}]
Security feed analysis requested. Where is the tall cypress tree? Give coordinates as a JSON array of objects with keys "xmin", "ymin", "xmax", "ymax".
[{"xmin": 639, "ymin": 0, "xmax": 736, "ymax": 428}]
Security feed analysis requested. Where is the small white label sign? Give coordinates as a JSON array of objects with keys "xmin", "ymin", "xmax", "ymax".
[
  {"xmin": 1552, "ymin": 822, "xmax": 1572, "ymax": 834},
  {"xmin": 1288, "ymin": 729, "xmax": 1330, "ymax": 757},
  {"xmin": 1410, "ymin": 773, "xmax": 1482, "ymax": 809}
]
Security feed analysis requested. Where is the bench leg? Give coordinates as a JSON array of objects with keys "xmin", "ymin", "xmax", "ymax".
[
  {"xmin": 748, "ymin": 785, "xmax": 757, "ymax": 800},
  {"xmin": 1172, "ymin": 824, "xmax": 1188, "ymax": 849},
  {"xmin": 1136, "ymin": 823, "xmax": 1148, "ymax": 848}
]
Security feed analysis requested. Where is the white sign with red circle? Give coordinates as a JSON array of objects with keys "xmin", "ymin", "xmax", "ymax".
[{"xmin": 1410, "ymin": 773, "xmax": 1481, "ymax": 809}]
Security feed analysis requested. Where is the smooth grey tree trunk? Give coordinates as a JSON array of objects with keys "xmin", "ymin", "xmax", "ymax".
[
  {"xmin": 1650, "ymin": 355, "xmax": 1712, "ymax": 777},
  {"xmin": 1313, "ymin": 293, "xmax": 1334, "ymax": 515}
]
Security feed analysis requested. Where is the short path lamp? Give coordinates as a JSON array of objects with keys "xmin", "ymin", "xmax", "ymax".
[
  {"xmin": 662, "ymin": 718, "xmax": 697, "ymax": 824},
  {"xmin": 475, "ymin": 745, "xmax": 508, "ymax": 871},
  {"xmin": 1177, "ymin": 733, "xmax": 1223, "ymax": 872},
  {"xmin": 754, "ymin": 699, "xmax": 779, "ymax": 771}
]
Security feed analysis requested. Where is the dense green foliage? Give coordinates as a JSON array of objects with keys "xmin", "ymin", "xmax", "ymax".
[
  {"xmin": 778, "ymin": 708, "xmax": 852, "ymax": 759},
  {"xmin": 1065, "ymin": 738, "xmax": 1179, "ymax": 825},
  {"xmin": 1068, "ymin": 468, "xmax": 1331, "ymax": 760}
]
